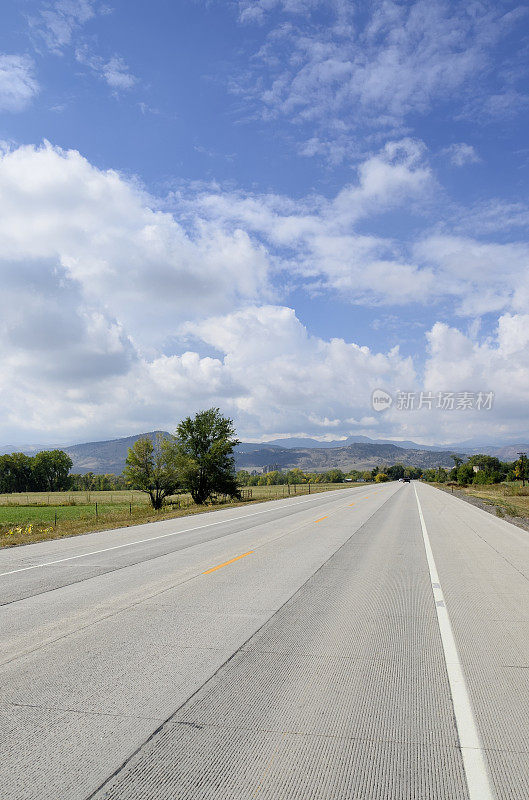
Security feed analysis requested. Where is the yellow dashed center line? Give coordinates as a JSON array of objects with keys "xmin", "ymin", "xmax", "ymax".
[
  {"xmin": 202, "ymin": 551, "xmax": 254, "ymax": 575},
  {"xmin": 314, "ymin": 516, "xmax": 328, "ymax": 523},
  {"xmin": 349, "ymin": 503, "xmax": 356, "ymax": 507}
]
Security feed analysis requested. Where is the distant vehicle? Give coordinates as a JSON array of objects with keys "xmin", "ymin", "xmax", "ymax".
[{"xmin": 403, "ymin": 477, "xmax": 411, "ymax": 482}]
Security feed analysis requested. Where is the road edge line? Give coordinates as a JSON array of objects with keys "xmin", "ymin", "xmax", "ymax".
[{"xmin": 414, "ymin": 483, "xmax": 495, "ymax": 800}]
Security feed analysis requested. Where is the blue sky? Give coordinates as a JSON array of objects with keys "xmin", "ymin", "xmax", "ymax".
[{"xmin": 1, "ymin": 0, "xmax": 528, "ymax": 446}]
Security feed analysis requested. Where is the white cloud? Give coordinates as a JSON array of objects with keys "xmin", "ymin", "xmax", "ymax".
[
  {"xmin": 162, "ymin": 305, "xmax": 417, "ymax": 437},
  {"xmin": 0, "ymin": 142, "xmax": 271, "ymax": 349},
  {"xmin": 1, "ymin": 139, "xmax": 528, "ymax": 444},
  {"xmin": 177, "ymin": 138, "xmax": 437, "ymax": 305},
  {"xmin": 442, "ymin": 143, "xmax": 481, "ymax": 167},
  {"xmin": 231, "ymin": 0, "xmax": 523, "ymax": 141},
  {"xmin": 0, "ymin": 301, "xmax": 417, "ymax": 443},
  {"xmin": 75, "ymin": 48, "xmax": 137, "ymax": 90},
  {"xmin": 30, "ymin": 0, "xmax": 97, "ymax": 52},
  {"xmin": 238, "ymin": 0, "xmax": 329, "ymax": 24},
  {"xmin": 418, "ymin": 313, "xmax": 529, "ymax": 437},
  {"xmin": 413, "ymin": 235, "xmax": 529, "ymax": 315},
  {"xmin": 0, "ymin": 54, "xmax": 39, "ymax": 112},
  {"xmin": 101, "ymin": 56, "xmax": 137, "ymax": 90},
  {"xmin": 178, "ymin": 135, "xmax": 529, "ymax": 319},
  {"xmin": 451, "ymin": 199, "xmax": 529, "ymax": 236}
]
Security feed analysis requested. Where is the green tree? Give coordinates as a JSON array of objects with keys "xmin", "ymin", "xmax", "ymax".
[
  {"xmin": 286, "ymin": 468, "xmax": 306, "ymax": 484},
  {"xmin": 457, "ymin": 463, "xmax": 474, "ymax": 485},
  {"xmin": 125, "ymin": 434, "xmax": 180, "ymax": 509},
  {"xmin": 325, "ymin": 468, "xmax": 345, "ymax": 483},
  {"xmin": 236, "ymin": 470, "xmax": 251, "ymax": 486},
  {"xmin": 175, "ymin": 408, "xmax": 240, "ymax": 504},
  {"xmin": 32, "ymin": 450, "xmax": 73, "ymax": 491},
  {"xmin": 0, "ymin": 452, "xmax": 35, "ymax": 492},
  {"xmin": 387, "ymin": 463, "xmax": 405, "ymax": 480},
  {"xmin": 375, "ymin": 472, "xmax": 389, "ymax": 483}
]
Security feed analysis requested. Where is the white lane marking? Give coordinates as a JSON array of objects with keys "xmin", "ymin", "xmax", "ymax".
[
  {"xmin": 414, "ymin": 484, "xmax": 495, "ymax": 800},
  {"xmin": 0, "ymin": 487, "xmax": 378, "ymax": 577}
]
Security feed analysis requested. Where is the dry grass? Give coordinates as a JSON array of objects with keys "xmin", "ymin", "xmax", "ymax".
[
  {"xmin": 440, "ymin": 482, "xmax": 529, "ymax": 520},
  {"xmin": 0, "ymin": 482, "xmax": 356, "ymax": 548}
]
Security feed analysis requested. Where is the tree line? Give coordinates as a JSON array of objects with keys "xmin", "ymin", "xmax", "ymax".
[
  {"xmin": 237, "ymin": 464, "xmax": 423, "ymax": 486},
  {"xmin": 0, "ymin": 450, "xmax": 73, "ymax": 493},
  {"xmin": 422, "ymin": 454, "xmax": 525, "ymax": 485}
]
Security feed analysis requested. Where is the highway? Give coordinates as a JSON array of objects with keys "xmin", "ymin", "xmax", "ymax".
[{"xmin": 1, "ymin": 481, "xmax": 528, "ymax": 799}]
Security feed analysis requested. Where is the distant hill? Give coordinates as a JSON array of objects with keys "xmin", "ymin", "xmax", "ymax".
[
  {"xmin": 1, "ymin": 432, "xmax": 524, "ymax": 475},
  {"xmin": 257, "ymin": 435, "xmax": 451, "ymax": 451},
  {"xmin": 235, "ymin": 442, "xmax": 460, "ymax": 473},
  {"xmin": 63, "ymin": 431, "xmax": 169, "ymax": 475},
  {"xmin": 58, "ymin": 433, "xmax": 463, "ymax": 475}
]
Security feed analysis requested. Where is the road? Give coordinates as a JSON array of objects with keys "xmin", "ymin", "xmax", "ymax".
[{"xmin": 0, "ymin": 481, "xmax": 528, "ymax": 799}]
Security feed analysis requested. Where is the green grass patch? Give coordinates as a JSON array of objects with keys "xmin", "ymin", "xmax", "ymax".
[{"xmin": 0, "ymin": 482, "xmax": 355, "ymax": 548}]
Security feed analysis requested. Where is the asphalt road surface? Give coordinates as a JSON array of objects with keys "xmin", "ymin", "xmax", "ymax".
[{"xmin": 1, "ymin": 481, "xmax": 528, "ymax": 799}]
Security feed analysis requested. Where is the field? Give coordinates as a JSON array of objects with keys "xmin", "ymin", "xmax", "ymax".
[
  {"xmin": 0, "ymin": 483, "xmax": 357, "ymax": 548},
  {"xmin": 438, "ymin": 482, "xmax": 529, "ymax": 521},
  {"xmin": 460, "ymin": 482, "xmax": 529, "ymax": 519}
]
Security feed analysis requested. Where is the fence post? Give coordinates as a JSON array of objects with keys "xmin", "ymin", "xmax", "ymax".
[
  {"xmin": 54, "ymin": 510, "xmax": 57, "ymax": 526},
  {"xmin": 308, "ymin": 483, "xmax": 311, "ymax": 494},
  {"xmin": 95, "ymin": 502, "xmax": 98, "ymax": 518},
  {"xmin": 130, "ymin": 502, "xmax": 132, "ymax": 515}
]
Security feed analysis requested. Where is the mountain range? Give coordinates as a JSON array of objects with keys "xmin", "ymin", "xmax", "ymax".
[{"xmin": 0, "ymin": 433, "xmax": 526, "ymax": 475}]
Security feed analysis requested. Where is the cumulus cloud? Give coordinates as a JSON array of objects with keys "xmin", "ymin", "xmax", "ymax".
[
  {"xmin": 0, "ymin": 54, "xmax": 39, "ymax": 112},
  {"xmin": 413, "ymin": 235, "xmax": 529, "ymax": 316},
  {"xmin": 417, "ymin": 313, "xmax": 529, "ymax": 438},
  {"xmin": 0, "ymin": 142, "xmax": 271, "ymax": 347},
  {"xmin": 0, "ymin": 142, "xmax": 274, "ymax": 442},
  {"xmin": 0, "ymin": 301, "xmax": 417, "ymax": 443},
  {"xmin": 1, "ymin": 139, "xmax": 528, "ymax": 444}
]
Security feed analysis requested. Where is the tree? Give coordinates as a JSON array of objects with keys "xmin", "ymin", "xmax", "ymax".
[
  {"xmin": 0, "ymin": 453, "xmax": 34, "ymax": 493},
  {"xmin": 286, "ymin": 468, "xmax": 306, "ymax": 484},
  {"xmin": 325, "ymin": 468, "xmax": 345, "ymax": 483},
  {"xmin": 175, "ymin": 408, "xmax": 240, "ymax": 504},
  {"xmin": 236, "ymin": 470, "xmax": 251, "ymax": 486},
  {"xmin": 32, "ymin": 450, "xmax": 73, "ymax": 491},
  {"xmin": 125, "ymin": 434, "xmax": 180, "ymax": 509},
  {"xmin": 387, "ymin": 463, "xmax": 405, "ymax": 480},
  {"xmin": 375, "ymin": 472, "xmax": 389, "ymax": 483},
  {"xmin": 457, "ymin": 463, "xmax": 474, "ymax": 485}
]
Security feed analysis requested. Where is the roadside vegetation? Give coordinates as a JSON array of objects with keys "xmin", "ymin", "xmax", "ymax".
[
  {"xmin": 436, "ymin": 483, "xmax": 529, "ymax": 521},
  {"xmin": 2, "ymin": 410, "xmax": 527, "ymax": 547},
  {"xmin": 0, "ymin": 482, "xmax": 354, "ymax": 548}
]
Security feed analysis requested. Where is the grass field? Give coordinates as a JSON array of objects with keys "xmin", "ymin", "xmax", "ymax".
[
  {"xmin": 437, "ymin": 482, "xmax": 529, "ymax": 520},
  {"xmin": 0, "ymin": 482, "xmax": 359, "ymax": 548},
  {"xmin": 461, "ymin": 482, "xmax": 529, "ymax": 519}
]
